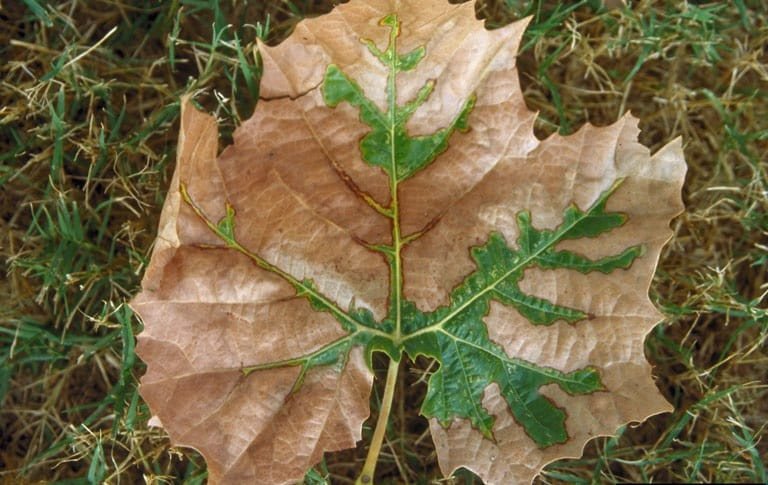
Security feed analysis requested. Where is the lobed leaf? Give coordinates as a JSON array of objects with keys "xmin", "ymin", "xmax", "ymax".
[{"xmin": 131, "ymin": 1, "xmax": 686, "ymax": 483}]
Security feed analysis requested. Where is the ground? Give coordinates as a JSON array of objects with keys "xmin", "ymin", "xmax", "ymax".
[{"xmin": 0, "ymin": 0, "xmax": 766, "ymax": 483}]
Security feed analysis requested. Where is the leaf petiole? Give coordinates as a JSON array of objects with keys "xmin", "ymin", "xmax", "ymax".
[{"xmin": 357, "ymin": 356, "xmax": 400, "ymax": 485}]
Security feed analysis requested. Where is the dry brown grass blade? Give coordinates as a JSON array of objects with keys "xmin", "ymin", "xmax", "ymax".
[{"xmin": 0, "ymin": 0, "xmax": 766, "ymax": 483}]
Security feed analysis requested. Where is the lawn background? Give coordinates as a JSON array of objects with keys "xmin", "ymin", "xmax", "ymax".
[{"xmin": 1, "ymin": 0, "xmax": 766, "ymax": 483}]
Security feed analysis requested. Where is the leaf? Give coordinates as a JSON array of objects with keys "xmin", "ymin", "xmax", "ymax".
[{"xmin": 130, "ymin": 1, "xmax": 687, "ymax": 484}]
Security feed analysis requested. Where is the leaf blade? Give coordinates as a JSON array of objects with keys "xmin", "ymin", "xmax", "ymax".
[{"xmin": 131, "ymin": 3, "xmax": 686, "ymax": 484}]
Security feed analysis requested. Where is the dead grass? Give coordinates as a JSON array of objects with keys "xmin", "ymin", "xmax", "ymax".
[{"xmin": 1, "ymin": 0, "xmax": 765, "ymax": 483}]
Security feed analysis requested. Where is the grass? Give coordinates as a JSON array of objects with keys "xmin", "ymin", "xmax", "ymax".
[{"xmin": 1, "ymin": 0, "xmax": 766, "ymax": 483}]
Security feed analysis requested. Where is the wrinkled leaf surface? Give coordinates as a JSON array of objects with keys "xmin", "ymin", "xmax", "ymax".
[{"xmin": 131, "ymin": 1, "xmax": 686, "ymax": 483}]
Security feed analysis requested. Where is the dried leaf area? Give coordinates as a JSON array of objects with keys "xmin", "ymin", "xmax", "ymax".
[{"xmin": 130, "ymin": 1, "xmax": 686, "ymax": 483}]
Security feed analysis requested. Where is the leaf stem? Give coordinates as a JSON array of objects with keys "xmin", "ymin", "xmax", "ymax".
[
  {"xmin": 356, "ymin": 357, "xmax": 400, "ymax": 485},
  {"xmin": 357, "ymin": 18, "xmax": 405, "ymax": 484}
]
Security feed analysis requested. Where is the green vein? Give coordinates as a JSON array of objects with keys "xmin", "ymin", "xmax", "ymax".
[
  {"xmin": 403, "ymin": 179, "xmax": 628, "ymax": 341},
  {"xmin": 180, "ymin": 183, "xmax": 376, "ymax": 335}
]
